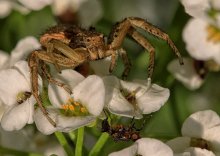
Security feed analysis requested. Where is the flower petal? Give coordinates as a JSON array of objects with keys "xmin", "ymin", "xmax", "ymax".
[
  {"xmin": 203, "ymin": 124, "xmax": 220, "ymax": 152},
  {"xmin": 73, "ymin": 75, "xmax": 105, "ymax": 116},
  {"xmin": 56, "ymin": 115, "xmax": 96, "ymax": 132},
  {"xmin": 34, "ymin": 107, "xmax": 96, "ymax": 135},
  {"xmin": 34, "ymin": 108, "xmax": 57, "ymax": 135},
  {"xmin": 18, "ymin": 0, "xmax": 52, "ymax": 10},
  {"xmin": 136, "ymin": 138, "xmax": 173, "ymax": 156},
  {"xmin": 48, "ymin": 70, "xmax": 84, "ymax": 108},
  {"xmin": 182, "ymin": 110, "xmax": 220, "ymax": 139},
  {"xmin": 51, "ymin": 0, "xmax": 87, "ymax": 15},
  {"xmin": 185, "ymin": 147, "xmax": 215, "ymax": 156},
  {"xmin": 167, "ymin": 58, "xmax": 203, "ymax": 90},
  {"xmin": 0, "ymin": 100, "xmax": 7, "ymax": 120},
  {"xmin": 1, "ymin": 97, "xmax": 35, "ymax": 131},
  {"xmin": 53, "ymin": 69, "xmax": 85, "ymax": 89},
  {"xmin": 108, "ymin": 143, "xmax": 138, "ymax": 156},
  {"xmin": 166, "ymin": 137, "xmax": 191, "ymax": 153},
  {"xmin": 0, "ymin": 68, "xmax": 30, "ymax": 106},
  {"xmin": 103, "ymin": 76, "xmax": 142, "ymax": 118},
  {"xmin": 213, "ymin": 0, "xmax": 220, "ymax": 10},
  {"xmin": 0, "ymin": 1, "xmax": 12, "ymax": 18},
  {"xmin": 180, "ymin": 0, "xmax": 210, "ymax": 19},
  {"xmin": 108, "ymin": 88, "xmax": 142, "ymax": 118},
  {"xmin": 136, "ymin": 84, "xmax": 170, "ymax": 114},
  {"xmin": 183, "ymin": 18, "xmax": 220, "ymax": 62},
  {"xmin": 12, "ymin": 61, "xmax": 32, "ymax": 84},
  {"xmin": 78, "ymin": 0, "xmax": 102, "ymax": 27},
  {"xmin": 89, "ymin": 56, "xmax": 111, "ymax": 76},
  {"xmin": 0, "ymin": 50, "xmax": 9, "ymax": 69},
  {"xmin": 103, "ymin": 76, "xmax": 121, "ymax": 104},
  {"xmin": 9, "ymin": 36, "xmax": 41, "ymax": 66}
]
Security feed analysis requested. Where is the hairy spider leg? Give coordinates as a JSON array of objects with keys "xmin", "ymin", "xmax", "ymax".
[
  {"xmin": 29, "ymin": 50, "xmax": 56, "ymax": 126},
  {"xmin": 107, "ymin": 17, "xmax": 183, "ymax": 79},
  {"xmin": 29, "ymin": 44, "xmax": 88, "ymax": 126},
  {"xmin": 128, "ymin": 29, "xmax": 155, "ymax": 79},
  {"xmin": 127, "ymin": 17, "xmax": 183, "ymax": 65},
  {"xmin": 118, "ymin": 48, "xmax": 132, "ymax": 79},
  {"xmin": 41, "ymin": 61, "xmax": 72, "ymax": 94}
]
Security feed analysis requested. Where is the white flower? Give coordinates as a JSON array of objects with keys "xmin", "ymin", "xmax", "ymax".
[
  {"xmin": 18, "ymin": 0, "xmax": 52, "ymax": 10},
  {"xmin": 0, "ymin": 0, "xmax": 52, "ymax": 18},
  {"xmin": 180, "ymin": 0, "xmax": 210, "ymax": 19},
  {"xmin": 167, "ymin": 110, "xmax": 220, "ymax": 155},
  {"xmin": 51, "ymin": 0, "xmax": 88, "ymax": 15},
  {"xmin": 180, "ymin": 0, "xmax": 220, "ymax": 25},
  {"xmin": 183, "ymin": 18, "xmax": 220, "ymax": 64},
  {"xmin": 109, "ymin": 138, "xmax": 173, "ymax": 156},
  {"xmin": 0, "ymin": 61, "xmax": 41, "ymax": 131},
  {"xmin": 9, "ymin": 36, "xmax": 41, "ymax": 66},
  {"xmin": 167, "ymin": 57, "xmax": 204, "ymax": 90},
  {"xmin": 103, "ymin": 76, "xmax": 170, "ymax": 119},
  {"xmin": 51, "ymin": 0, "xmax": 102, "ymax": 26},
  {"xmin": 0, "ymin": 36, "xmax": 40, "ymax": 69},
  {"xmin": 89, "ymin": 56, "xmax": 112, "ymax": 76},
  {"xmin": 44, "ymin": 143, "xmax": 67, "ymax": 156},
  {"xmin": 0, "ymin": 100, "xmax": 7, "ymax": 120},
  {"xmin": 0, "ymin": 50, "xmax": 9, "ymax": 70},
  {"xmin": 34, "ymin": 70, "xmax": 105, "ymax": 135}
]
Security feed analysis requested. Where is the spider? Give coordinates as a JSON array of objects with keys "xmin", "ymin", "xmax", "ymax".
[{"xmin": 28, "ymin": 17, "xmax": 183, "ymax": 126}]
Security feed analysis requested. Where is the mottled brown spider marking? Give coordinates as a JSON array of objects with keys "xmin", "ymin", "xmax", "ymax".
[{"xmin": 28, "ymin": 17, "xmax": 183, "ymax": 126}]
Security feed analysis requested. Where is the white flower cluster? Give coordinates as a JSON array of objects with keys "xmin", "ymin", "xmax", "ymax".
[
  {"xmin": 168, "ymin": 0, "xmax": 220, "ymax": 90},
  {"xmin": 0, "ymin": 37, "xmax": 170, "ymax": 136},
  {"xmin": 110, "ymin": 110, "xmax": 220, "ymax": 156}
]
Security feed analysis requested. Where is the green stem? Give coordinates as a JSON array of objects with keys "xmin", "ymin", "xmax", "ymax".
[
  {"xmin": 169, "ymin": 83, "xmax": 182, "ymax": 134},
  {"xmin": 0, "ymin": 146, "xmax": 42, "ymax": 156},
  {"xmin": 89, "ymin": 133, "xmax": 109, "ymax": 156},
  {"xmin": 55, "ymin": 132, "xmax": 74, "ymax": 156},
  {"xmin": 68, "ymin": 131, "xmax": 76, "ymax": 144},
  {"xmin": 75, "ymin": 127, "xmax": 84, "ymax": 156}
]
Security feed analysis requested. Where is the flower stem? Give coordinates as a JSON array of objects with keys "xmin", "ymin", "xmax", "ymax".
[
  {"xmin": 75, "ymin": 127, "xmax": 84, "ymax": 156},
  {"xmin": 68, "ymin": 131, "xmax": 76, "ymax": 144},
  {"xmin": 89, "ymin": 133, "xmax": 109, "ymax": 156},
  {"xmin": 55, "ymin": 131, "xmax": 74, "ymax": 156}
]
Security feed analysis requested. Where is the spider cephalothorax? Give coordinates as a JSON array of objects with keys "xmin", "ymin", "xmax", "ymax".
[{"xmin": 28, "ymin": 17, "xmax": 183, "ymax": 126}]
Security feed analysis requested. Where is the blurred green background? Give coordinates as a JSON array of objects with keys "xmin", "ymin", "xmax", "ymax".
[{"xmin": 0, "ymin": 0, "xmax": 220, "ymax": 155}]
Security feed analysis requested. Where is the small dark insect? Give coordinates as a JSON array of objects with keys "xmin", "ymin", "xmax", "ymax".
[
  {"xmin": 17, "ymin": 91, "xmax": 32, "ymax": 104},
  {"xmin": 101, "ymin": 117, "xmax": 143, "ymax": 142},
  {"xmin": 28, "ymin": 17, "xmax": 183, "ymax": 126}
]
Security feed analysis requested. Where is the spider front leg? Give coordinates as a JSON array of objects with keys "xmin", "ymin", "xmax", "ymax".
[
  {"xmin": 128, "ymin": 29, "xmax": 155, "ymax": 79},
  {"xmin": 108, "ymin": 48, "xmax": 131, "ymax": 79},
  {"xmin": 47, "ymin": 42, "xmax": 62, "ymax": 73},
  {"xmin": 28, "ymin": 50, "xmax": 56, "ymax": 127},
  {"xmin": 127, "ymin": 17, "xmax": 183, "ymax": 65},
  {"xmin": 108, "ymin": 50, "xmax": 117, "ymax": 73},
  {"xmin": 108, "ymin": 17, "xmax": 183, "ymax": 79},
  {"xmin": 41, "ymin": 61, "xmax": 72, "ymax": 94},
  {"xmin": 118, "ymin": 48, "xmax": 132, "ymax": 79},
  {"xmin": 29, "ymin": 49, "xmax": 84, "ymax": 127}
]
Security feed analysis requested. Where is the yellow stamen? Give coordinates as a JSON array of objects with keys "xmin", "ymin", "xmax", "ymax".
[
  {"xmin": 206, "ymin": 25, "xmax": 220, "ymax": 43},
  {"xmin": 62, "ymin": 104, "xmax": 68, "ymax": 110},
  {"xmin": 68, "ymin": 105, "xmax": 75, "ymax": 111},
  {"xmin": 68, "ymin": 98, "xmax": 74, "ymax": 103},
  {"xmin": 60, "ymin": 97, "xmax": 89, "ymax": 116},
  {"xmin": 80, "ymin": 107, "xmax": 87, "ymax": 113},
  {"xmin": 74, "ymin": 101, "xmax": 80, "ymax": 106}
]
